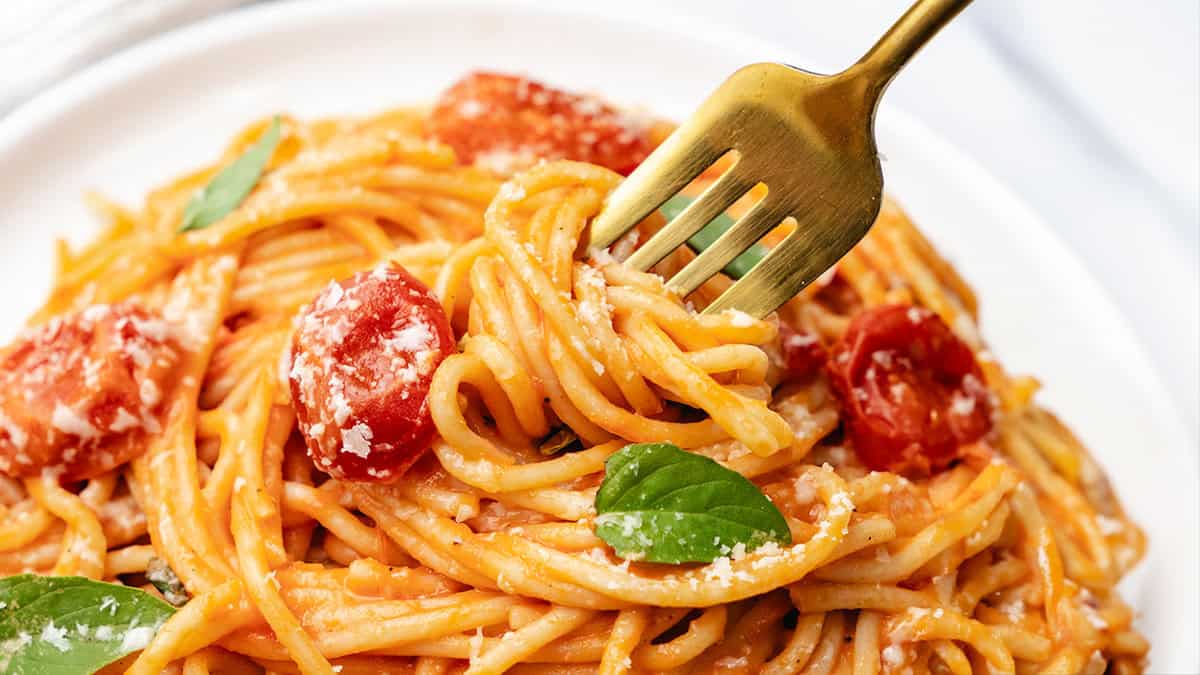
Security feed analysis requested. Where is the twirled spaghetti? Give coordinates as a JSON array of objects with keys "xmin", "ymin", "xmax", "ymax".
[{"xmin": 0, "ymin": 74, "xmax": 1147, "ymax": 674}]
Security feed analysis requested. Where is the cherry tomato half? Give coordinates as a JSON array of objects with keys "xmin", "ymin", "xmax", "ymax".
[
  {"xmin": 826, "ymin": 305, "xmax": 992, "ymax": 476},
  {"xmin": 289, "ymin": 263, "xmax": 456, "ymax": 482},
  {"xmin": 430, "ymin": 71, "xmax": 652, "ymax": 175},
  {"xmin": 0, "ymin": 304, "xmax": 178, "ymax": 480}
]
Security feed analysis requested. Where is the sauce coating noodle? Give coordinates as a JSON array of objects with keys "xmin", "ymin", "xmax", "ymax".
[{"xmin": 0, "ymin": 75, "xmax": 1147, "ymax": 675}]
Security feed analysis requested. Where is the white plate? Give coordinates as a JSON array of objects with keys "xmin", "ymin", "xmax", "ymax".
[{"xmin": 0, "ymin": 1, "xmax": 1195, "ymax": 670}]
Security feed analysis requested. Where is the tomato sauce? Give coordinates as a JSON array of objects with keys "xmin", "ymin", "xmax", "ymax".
[{"xmin": 826, "ymin": 305, "xmax": 993, "ymax": 476}]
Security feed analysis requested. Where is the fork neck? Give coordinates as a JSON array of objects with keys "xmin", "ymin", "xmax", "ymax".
[{"xmin": 847, "ymin": 0, "xmax": 972, "ymax": 96}]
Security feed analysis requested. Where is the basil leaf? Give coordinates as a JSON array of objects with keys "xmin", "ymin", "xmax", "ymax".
[
  {"xmin": 660, "ymin": 194, "xmax": 769, "ymax": 279},
  {"xmin": 145, "ymin": 558, "xmax": 189, "ymax": 607},
  {"xmin": 179, "ymin": 116, "xmax": 282, "ymax": 232},
  {"xmin": 0, "ymin": 574, "xmax": 176, "ymax": 674},
  {"xmin": 594, "ymin": 442, "xmax": 791, "ymax": 564}
]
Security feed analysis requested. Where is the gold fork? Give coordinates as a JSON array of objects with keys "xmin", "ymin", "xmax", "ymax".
[{"xmin": 588, "ymin": 0, "xmax": 971, "ymax": 317}]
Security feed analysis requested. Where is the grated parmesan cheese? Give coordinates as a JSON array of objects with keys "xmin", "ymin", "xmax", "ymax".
[
  {"xmin": 999, "ymin": 598, "xmax": 1025, "ymax": 623},
  {"xmin": 725, "ymin": 309, "xmax": 756, "ymax": 328},
  {"xmin": 40, "ymin": 622, "xmax": 70, "ymax": 652},
  {"xmin": 139, "ymin": 379, "xmax": 161, "ymax": 407},
  {"xmin": 793, "ymin": 476, "xmax": 817, "ymax": 505},
  {"xmin": 0, "ymin": 409, "xmax": 28, "ymax": 449},
  {"xmin": 882, "ymin": 644, "xmax": 905, "ymax": 665},
  {"xmin": 340, "ymin": 423, "xmax": 374, "ymax": 458},
  {"xmin": 51, "ymin": 402, "xmax": 99, "ymax": 439},
  {"xmin": 475, "ymin": 149, "xmax": 539, "ymax": 175},
  {"xmin": 109, "ymin": 408, "xmax": 142, "ymax": 433},
  {"xmin": 715, "ymin": 656, "xmax": 749, "ymax": 669},
  {"xmin": 949, "ymin": 390, "xmax": 976, "ymax": 416},
  {"xmin": 588, "ymin": 247, "xmax": 616, "ymax": 265},
  {"xmin": 784, "ymin": 331, "xmax": 818, "ymax": 348},
  {"xmin": 384, "ymin": 321, "xmax": 434, "ymax": 354},
  {"xmin": 319, "ymin": 281, "xmax": 345, "ymax": 311},
  {"xmin": 119, "ymin": 624, "xmax": 157, "ymax": 652},
  {"xmin": 468, "ymin": 627, "xmax": 485, "ymax": 661},
  {"xmin": 330, "ymin": 386, "xmax": 352, "ymax": 427},
  {"xmin": 497, "ymin": 181, "xmax": 527, "ymax": 202}
]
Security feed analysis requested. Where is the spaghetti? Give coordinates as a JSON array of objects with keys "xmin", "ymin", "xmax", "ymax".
[{"xmin": 0, "ymin": 73, "xmax": 1147, "ymax": 674}]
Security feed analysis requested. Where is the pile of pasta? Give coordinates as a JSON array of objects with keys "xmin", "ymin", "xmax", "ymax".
[{"xmin": 0, "ymin": 103, "xmax": 1147, "ymax": 675}]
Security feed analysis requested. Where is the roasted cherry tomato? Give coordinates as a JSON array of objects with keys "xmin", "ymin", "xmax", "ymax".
[
  {"xmin": 0, "ymin": 304, "xmax": 178, "ymax": 480},
  {"xmin": 778, "ymin": 321, "xmax": 827, "ymax": 381},
  {"xmin": 289, "ymin": 263, "xmax": 456, "ymax": 482},
  {"xmin": 826, "ymin": 305, "xmax": 992, "ymax": 476},
  {"xmin": 429, "ymin": 71, "xmax": 651, "ymax": 175}
]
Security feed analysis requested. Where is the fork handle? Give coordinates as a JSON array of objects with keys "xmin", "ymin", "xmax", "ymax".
[{"xmin": 851, "ymin": 0, "xmax": 973, "ymax": 92}]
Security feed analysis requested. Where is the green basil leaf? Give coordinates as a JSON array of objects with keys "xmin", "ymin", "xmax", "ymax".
[
  {"xmin": 0, "ymin": 574, "xmax": 176, "ymax": 674},
  {"xmin": 659, "ymin": 194, "xmax": 769, "ymax": 279},
  {"xmin": 145, "ymin": 558, "xmax": 189, "ymax": 607},
  {"xmin": 593, "ymin": 442, "xmax": 791, "ymax": 564},
  {"xmin": 179, "ymin": 116, "xmax": 282, "ymax": 232}
]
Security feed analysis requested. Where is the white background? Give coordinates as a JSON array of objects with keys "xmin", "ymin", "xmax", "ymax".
[{"xmin": 2, "ymin": 0, "xmax": 1198, "ymax": 437}]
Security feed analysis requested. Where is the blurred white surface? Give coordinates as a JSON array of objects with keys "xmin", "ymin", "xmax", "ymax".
[
  {"xmin": 1, "ymin": 0, "xmax": 1197, "ymax": 437},
  {"xmin": 0, "ymin": 0, "xmax": 244, "ymax": 111}
]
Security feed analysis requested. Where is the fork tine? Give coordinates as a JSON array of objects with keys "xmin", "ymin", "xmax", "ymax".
[
  {"xmin": 665, "ymin": 200, "xmax": 786, "ymax": 296},
  {"xmin": 625, "ymin": 166, "xmax": 755, "ymax": 272},
  {"xmin": 703, "ymin": 212, "xmax": 874, "ymax": 318},
  {"xmin": 587, "ymin": 121, "xmax": 728, "ymax": 251}
]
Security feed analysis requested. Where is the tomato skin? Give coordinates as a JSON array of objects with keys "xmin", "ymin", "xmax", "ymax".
[
  {"xmin": 778, "ymin": 321, "xmax": 827, "ymax": 381},
  {"xmin": 429, "ymin": 72, "xmax": 651, "ymax": 175},
  {"xmin": 289, "ymin": 263, "xmax": 455, "ymax": 482},
  {"xmin": 0, "ymin": 304, "xmax": 178, "ymax": 480},
  {"xmin": 826, "ymin": 305, "xmax": 992, "ymax": 476}
]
